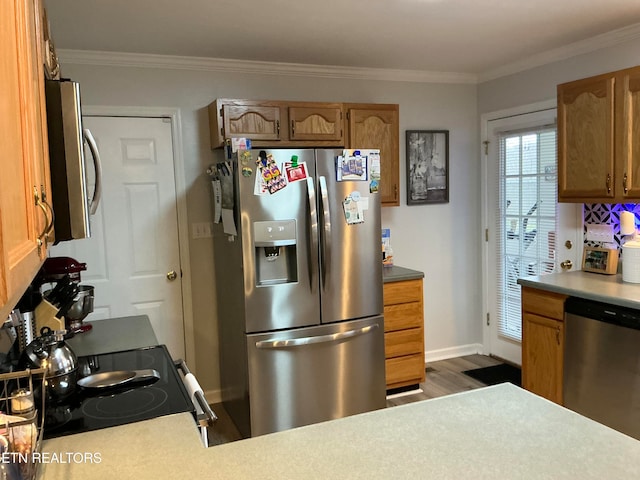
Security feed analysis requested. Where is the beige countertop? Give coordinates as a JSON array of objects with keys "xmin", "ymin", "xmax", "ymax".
[
  {"xmin": 39, "ymin": 383, "xmax": 640, "ymax": 479},
  {"xmin": 518, "ymin": 270, "xmax": 640, "ymax": 309}
]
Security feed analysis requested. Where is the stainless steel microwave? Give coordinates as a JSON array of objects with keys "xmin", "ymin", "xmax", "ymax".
[{"xmin": 45, "ymin": 79, "xmax": 102, "ymax": 243}]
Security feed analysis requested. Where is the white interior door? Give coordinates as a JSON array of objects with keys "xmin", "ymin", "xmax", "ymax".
[
  {"xmin": 51, "ymin": 116, "xmax": 185, "ymax": 360},
  {"xmin": 484, "ymin": 109, "xmax": 580, "ymax": 365}
]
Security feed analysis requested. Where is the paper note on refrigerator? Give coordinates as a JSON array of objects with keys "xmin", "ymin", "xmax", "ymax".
[
  {"xmin": 368, "ymin": 150, "xmax": 381, "ymax": 193},
  {"xmin": 221, "ymin": 208, "xmax": 237, "ymax": 236},
  {"xmin": 343, "ymin": 194, "xmax": 365, "ymax": 225}
]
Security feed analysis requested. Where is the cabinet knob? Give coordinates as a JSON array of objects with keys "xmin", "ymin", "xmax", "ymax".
[
  {"xmin": 560, "ymin": 260, "xmax": 573, "ymax": 270},
  {"xmin": 606, "ymin": 174, "xmax": 611, "ymax": 194},
  {"xmin": 624, "ymin": 173, "xmax": 629, "ymax": 194}
]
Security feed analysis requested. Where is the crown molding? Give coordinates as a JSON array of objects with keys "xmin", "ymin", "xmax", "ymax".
[
  {"xmin": 56, "ymin": 49, "xmax": 478, "ymax": 85},
  {"xmin": 479, "ymin": 22, "xmax": 640, "ymax": 82},
  {"xmin": 57, "ymin": 22, "xmax": 640, "ymax": 86}
]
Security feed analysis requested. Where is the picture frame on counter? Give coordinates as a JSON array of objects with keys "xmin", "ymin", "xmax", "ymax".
[
  {"xmin": 582, "ymin": 246, "xmax": 618, "ymax": 275},
  {"xmin": 406, "ymin": 130, "xmax": 449, "ymax": 205}
]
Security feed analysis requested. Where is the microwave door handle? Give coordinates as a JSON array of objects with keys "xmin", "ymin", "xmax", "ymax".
[{"xmin": 84, "ymin": 128, "xmax": 103, "ymax": 215}]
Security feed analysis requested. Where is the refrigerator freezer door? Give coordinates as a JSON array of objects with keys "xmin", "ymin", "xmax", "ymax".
[
  {"xmin": 315, "ymin": 149, "xmax": 383, "ymax": 323},
  {"xmin": 238, "ymin": 149, "xmax": 320, "ymax": 333},
  {"xmin": 246, "ymin": 316, "xmax": 386, "ymax": 436}
]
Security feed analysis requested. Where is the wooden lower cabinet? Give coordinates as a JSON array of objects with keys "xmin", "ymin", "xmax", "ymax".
[
  {"xmin": 383, "ymin": 278, "xmax": 425, "ymax": 390},
  {"xmin": 521, "ymin": 287, "xmax": 567, "ymax": 404}
]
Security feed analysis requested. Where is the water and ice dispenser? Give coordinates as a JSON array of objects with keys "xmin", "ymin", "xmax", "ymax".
[{"xmin": 253, "ymin": 220, "xmax": 298, "ymax": 286}]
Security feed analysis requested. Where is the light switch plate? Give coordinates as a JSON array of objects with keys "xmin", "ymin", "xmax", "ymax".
[
  {"xmin": 192, "ymin": 222, "xmax": 213, "ymax": 239},
  {"xmin": 585, "ymin": 223, "xmax": 614, "ymax": 243}
]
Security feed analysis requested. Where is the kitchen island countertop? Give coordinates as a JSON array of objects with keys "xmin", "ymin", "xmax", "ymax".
[
  {"xmin": 382, "ymin": 265, "xmax": 424, "ymax": 283},
  {"xmin": 518, "ymin": 270, "xmax": 640, "ymax": 309},
  {"xmin": 39, "ymin": 383, "xmax": 640, "ymax": 480}
]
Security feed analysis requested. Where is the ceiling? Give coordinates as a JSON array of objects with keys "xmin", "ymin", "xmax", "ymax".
[{"xmin": 45, "ymin": 0, "xmax": 640, "ymax": 80}]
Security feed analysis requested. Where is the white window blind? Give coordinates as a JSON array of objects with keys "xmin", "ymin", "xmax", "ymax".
[{"xmin": 496, "ymin": 126, "xmax": 557, "ymax": 342}]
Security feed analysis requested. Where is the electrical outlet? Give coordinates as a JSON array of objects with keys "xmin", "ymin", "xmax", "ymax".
[
  {"xmin": 192, "ymin": 222, "xmax": 213, "ymax": 239},
  {"xmin": 586, "ymin": 223, "xmax": 614, "ymax": 243}
]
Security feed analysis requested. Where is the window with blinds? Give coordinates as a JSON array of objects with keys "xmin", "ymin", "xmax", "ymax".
[{"xmin": 496, "ymin": 126, "xmax": 557, "ymax": 342}]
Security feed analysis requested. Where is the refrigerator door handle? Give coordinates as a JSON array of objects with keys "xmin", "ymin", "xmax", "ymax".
[
  {"xmin": 254, "ymin": 324, "xmax": 378, "ymax": 349},
  {"xmin": 319, "ymin": 176, "xmax": 331, "ymax": 287},
  {"xmin": 306, "ymin": 177, "xmax": 319, "ymax": 290}
]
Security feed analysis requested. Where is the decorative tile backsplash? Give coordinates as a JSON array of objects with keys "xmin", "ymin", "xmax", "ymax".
[{"xmin": 584, "ymin": 203, "xmax": 640, "ymax": 248}]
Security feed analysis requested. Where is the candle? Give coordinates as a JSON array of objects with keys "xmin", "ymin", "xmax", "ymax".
[{"xmin": 10, "ymin": 389, "xmax": 34, "ymax": 416}]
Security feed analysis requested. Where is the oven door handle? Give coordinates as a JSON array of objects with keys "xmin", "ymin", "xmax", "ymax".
[{"xmin": 175, "ymin": 360, "xmax": 218, "ymax": 429}]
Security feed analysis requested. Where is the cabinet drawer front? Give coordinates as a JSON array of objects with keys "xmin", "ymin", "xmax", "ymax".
[
  {"xmin": 521, "ymin": 287, "xmax": 566, "ymax": 320},
  {"xmin": 383, "ymin": 279, "xmax": 422, "ymax": 305},
  {"xmin": 385, "ymin": 328, "xmax": 423, "ymax": 358},
  {"xmin": 385, "ymin": 354, "xmax": 425, "ymax": 387},
  {"xmin": 384, "ymin": 302, "xmax": 422, "ymax": 332}
]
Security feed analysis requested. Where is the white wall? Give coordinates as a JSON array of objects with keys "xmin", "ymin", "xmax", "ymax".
[
  {"xmin": 478, "ymin": 36, "xmax": 640, "ymax": 114},
  {"xmin": 59, "ymin": 59, "xmax": 480, "ymax": 396}
]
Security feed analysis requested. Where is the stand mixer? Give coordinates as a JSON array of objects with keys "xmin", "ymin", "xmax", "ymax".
[{"xmin": 36, "ymin": 257, "xmax": 94, "ymax": 334}]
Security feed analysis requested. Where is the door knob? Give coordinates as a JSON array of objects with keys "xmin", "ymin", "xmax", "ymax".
[
  {"xmin": 167, "ymin": 271, "xmax": 178, "ymax": 281},
  {"xmin": 560, "ymin": 260, "xmax": 573, "ymax": 270}
]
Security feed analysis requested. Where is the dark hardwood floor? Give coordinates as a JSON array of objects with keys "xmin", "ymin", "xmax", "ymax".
[{"xmin": 207, "ymin": 354, "xmax": 504, "ymax": 446}]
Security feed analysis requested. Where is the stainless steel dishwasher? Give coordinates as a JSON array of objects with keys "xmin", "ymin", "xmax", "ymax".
[{"xmin": 564, "ymin": 297, "xmax": 640, "ymax": 440}]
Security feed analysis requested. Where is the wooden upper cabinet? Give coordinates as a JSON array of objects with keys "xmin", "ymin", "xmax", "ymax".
[
  {"xmin": 616, "ymin": 68, "xmax": 640, "ymax": 198},
  {"xmin": 557, "ymin": 74, "xmax": 615, "ymax": 201},
  {"xmin": 208, "ymin": 100, "xmax": 282, "ymax": 148},
  {"xmin": 0, "ymin": 0, "xmax": 51, "ymax": 321},
  {"xmin": 208, "ymin": 99, "xmax": 401, "ymax": 207},
  {"xmin": 223, "ymin": 104, "xmax": 281, "ymax": 141},
  {"xmin": 558, "ymin": 65, "xmax": 640, "ymax": 202},
  {"xmin": 288, "ymin": 105, "xmax": 343, "ymax": 142},
  {"xmin": 345, "ymin": 104, "xmax": 399, "ymax": 206}
]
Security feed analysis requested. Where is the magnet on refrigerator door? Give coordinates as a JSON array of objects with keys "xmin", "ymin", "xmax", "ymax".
[
  {"xmin": 337, "ymin": 150, "xmax": 368, "ymax": 182},
  {"xmin": 284, "ymin": 162, "xmax": 308, "ymax": 183}
]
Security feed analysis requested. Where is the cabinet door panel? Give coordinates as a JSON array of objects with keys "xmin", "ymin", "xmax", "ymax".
[
  {"xmin": 289, "ymin": 106, "xmax": 342, "ymax": 141},
  {"xmin": 522, "ymin": 312, "xmax": 563, "ymax": 404},
  {"xmin": 384, "ymin": 301, "xmax": 422, "ymax": 332},
  {"xmin": 383, "ymin": 279, "xmax": 422, "ymax": 305},
  {"xmin": 558, "ymin": 76, "xmax": 614, "ymax": 200},
  {"xmin": 0, "ymin": 0, "xmax": 47, "ymax": 320},
  {"xmin": 222, "ymin": 105, "xmax": 281, "ymax": 141},
  {"xmin": 348, "ymin": 107, "xmax": 399, "ymax": 206},
  {"xmin": 385, "ymin": 327, "xmax": 423, "ymax": 358},
  {"xmin": 617, "ymin": 68, "xmax": 640, "ymax": 198},
  {"xmin": 385, "ymin": 353, "xmax": 425, "ymax": 388}
]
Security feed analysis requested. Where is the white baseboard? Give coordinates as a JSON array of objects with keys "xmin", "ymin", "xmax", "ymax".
[
  {"xmin": 204, "ymin": 389, "xmax": 222, "ymax": 405},
  {"xmin": 425, "ymin": 343, "xmax": 485, "ymax": 363}
]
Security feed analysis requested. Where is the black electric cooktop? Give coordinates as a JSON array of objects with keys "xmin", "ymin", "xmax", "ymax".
[{"xmin": 43, "ymin": 345, "xmax": 194, "ymax": 439}]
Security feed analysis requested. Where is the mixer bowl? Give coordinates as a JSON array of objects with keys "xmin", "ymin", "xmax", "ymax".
[{"xmin": 65, "ymin": 285, "xmax": 94, "ymax": 322}]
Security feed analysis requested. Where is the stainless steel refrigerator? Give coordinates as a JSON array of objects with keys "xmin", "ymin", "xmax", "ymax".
[{"xmin": 212, "ymin": 148, "xmax": 385, "ymax": 438}]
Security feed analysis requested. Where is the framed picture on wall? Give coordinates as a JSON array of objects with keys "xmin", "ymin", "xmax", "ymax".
[
  {"xmin": 406, "ymin": 130, "xmax": 449, "ymax": 205},
  {"xmin": 582, "ymin": 246, "xmax": 618, "ymax": 275}
]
